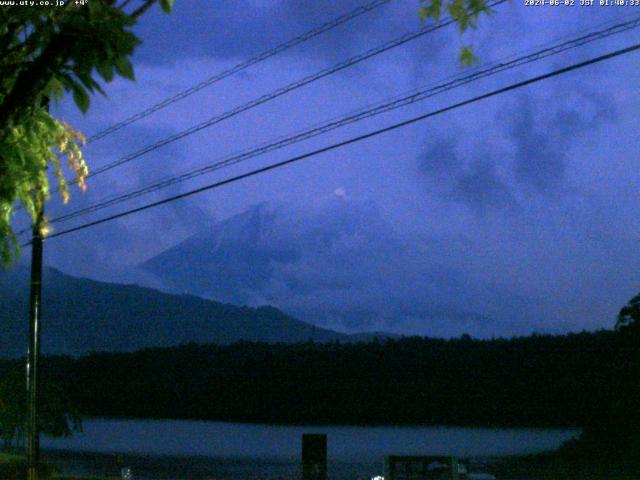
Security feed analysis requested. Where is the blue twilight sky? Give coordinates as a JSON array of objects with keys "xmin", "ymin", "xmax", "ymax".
[{"xmin": 13, "ymin": 0, "xmax": 640, "ymax": 337}]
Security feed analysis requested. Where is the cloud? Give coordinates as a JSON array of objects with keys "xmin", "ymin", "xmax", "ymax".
[
  {"xmin": 137, "ymin": 196, "xmax": 536, "ymax": 338},
  {"xmin": 131, "ymin": 0, "xmax": 406, "ymax": 66},
  {"xmin": 419, "ymin": 137, "xmax": 515, "ymax": 213},
  {"xmin": 417, "ymin": 87, "xmax": 617, "ymax": 212},
  {"xmin": 419, "ymin": 137, "xmax": 459, "ymax": 175},
  {"xmin": 41, "ymin": 121, "xmax": 218, "ymax": 282},
  {"xmin": 450, "ymin": 160, "xmax": 516, "ymax": 211},
  {"xmin": 510, "ymin": 98, "xmax": 567, "ymax": 193},
  {"xmin": 509, "ymin": 89, "xmax": 617, "ymax": 194}
]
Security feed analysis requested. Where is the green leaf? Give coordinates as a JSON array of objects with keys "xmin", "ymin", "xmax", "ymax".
[
  {"xmin": 71, "ymin": 84, "xmax": 90, "ymax": 113},
  {"xmin": 468, "ymin": 0, "xmax": 490, "ymax": 15},
  {"xmin": 114, "ymin": 56, "xmax": 135, "ymax": 80},
  {"xmin": 95, "ymin": 61, "xmax": 115, "ymax": 82},
  {"xmin": 459, "ymin": 46, "xmax": 479, "ymax": 67},
  {"xmin": 159, "ymin": 0, "xmax": 174, "ymax": 13},
  {"xmin": 47, "ymin": 77, "xmax": 65, "ymax": 102},
  {"xmin": 448, "ymin": 0, "xmax": 470, "ymax": 31},
  {"xmin": 419, "ymin": 0, "xmax": 442, "ymax": 21},
  {"xmin": 75, "ymin": 71, "xmax": 106, "ymax": 96}
]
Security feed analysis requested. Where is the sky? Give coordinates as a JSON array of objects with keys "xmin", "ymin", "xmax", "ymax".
[{"xmin": 12, "ymin": 0, "xmax": 640, "ymax": 337}]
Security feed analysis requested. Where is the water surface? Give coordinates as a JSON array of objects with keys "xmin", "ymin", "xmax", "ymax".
[{"xmin": 42, "ymin": 418, "xmax": 579, "ymax": 461}]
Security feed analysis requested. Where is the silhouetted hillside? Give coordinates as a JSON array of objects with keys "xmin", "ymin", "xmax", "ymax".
[{"xmin": 0, "ymin": 266, "xmax": 361, "ymax": 357}]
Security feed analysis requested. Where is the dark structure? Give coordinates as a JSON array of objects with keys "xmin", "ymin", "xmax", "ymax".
[
  {"xmin": 27, "ymin": 199, "xmax": 45, "ymax": 480},
  {"xmin": 384, "ymin": 456, "xmax": 462, "ymax": 480},
  {"xmin": 302, "ymin": 433, "xmax": 327, "ymax": 480}
]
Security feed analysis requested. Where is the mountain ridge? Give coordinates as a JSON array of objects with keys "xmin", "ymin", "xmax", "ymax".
[
  {"xmin": 137, "ymin": 200, "xmax": 521, "ymax": 338},
  {"xmin": 0, "ymin": 265, "xmax": 393, "ymax": 358}
]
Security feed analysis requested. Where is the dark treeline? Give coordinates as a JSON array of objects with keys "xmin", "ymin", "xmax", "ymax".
[{"xmin": 0, "ymin": 329, "xmax": 638, "ymax": 430}]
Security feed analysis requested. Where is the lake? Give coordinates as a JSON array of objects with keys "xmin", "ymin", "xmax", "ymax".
[{"xmin": 40, "ymin": 418, "xmax": 579, "ymax": 479}]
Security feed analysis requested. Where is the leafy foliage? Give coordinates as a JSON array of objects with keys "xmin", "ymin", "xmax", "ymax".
[
  {"xmin": 616, "ymin": 292, "xmax": 640, "ymax": 332},
  {"xmin": 419, "ymin": 0, "xmax": 492, "ymax": 30},
  {"xmin": 0, "ymin": 1, "xmax": 173, "ymax": 266},
  {"xmin": 0, "ymin": 369, "xmax": 81, "ymax": 450},
  {"xmin": 418, "ymin": 0, "xmax": 494, "ymax": 63},
  {"xmin": 0, "ymin": 452, "xmax": 58, "ymax": 480},
  {"xmin": 459, "ymin": 45, "xmax": 480, "ymax": 66},
  {"xmin": 0, "ymin": 108, "xmax": 87, "ymax": 265}
]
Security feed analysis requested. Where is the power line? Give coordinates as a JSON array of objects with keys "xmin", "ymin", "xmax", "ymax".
[
  {"xmin": 13, "ymin": 0, "xmax": 508, "ymax": 228},
  {"xmin": 83, "ymin": 0, "xmax": 508, "ymax": 180},
  {"xmin": 25, "ymin": 42, "xmax": 640, "ymax": 246},
  {"xmin": 10, "ymin": 0, "xmax": 395, "ymax": 218},
  {"xmin": 49, "ymin": 15, "xmax": 640, "ymax": 224},
  {"xmin": 40, "ymin": 15, "xmax": 640, "ymax": 228},
  {"xmin": 88, "ymin": 0, "xmax": 393, "ymax": 143}
]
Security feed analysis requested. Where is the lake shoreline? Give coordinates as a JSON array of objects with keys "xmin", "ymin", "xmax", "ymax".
[
  {"xmin": 70, "ymin": 414, "xmax": 583, "ymax": 430},
  {"xmin": 35, "ymin": 418, "xmax": 580, "ymax": 479},
  {"xmin": 40, "ymin": 448, "xmax": 539, "ymax": 480},
  {"xmin": 41, "ymin": 449, "xmax": 383, "ymax": 480},
  {"xmin": 40, "ymin": 448, "xmax": 640, "ymax": 480},
  {"xmin": 41, "ymin": 418, "xmax": 579, "ymax": 460}
]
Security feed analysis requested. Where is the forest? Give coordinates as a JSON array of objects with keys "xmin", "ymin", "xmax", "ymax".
[{"xmin": 0, "ymin": 328, "xmax": 637, "ymax": 433}]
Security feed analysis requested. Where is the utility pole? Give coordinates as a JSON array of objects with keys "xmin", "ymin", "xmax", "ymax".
[
  {"xmin": 26, "ymin": 99, "xmax": 48, "ymax": 480},
  {"xmin": 26, "ymin": 196, "xmax": 44, "ymax": 480},
  {"xmin": 26, "ymin": 197, "xmax": 44, "ymax": 480}
]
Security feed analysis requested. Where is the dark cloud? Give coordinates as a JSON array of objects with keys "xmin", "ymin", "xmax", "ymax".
[
  {"xmin": 509, "ymin": 89, "xmax": 617, "ymax": 194},
  {"xmin": 45, "ymin": 192, "xmax": 214, "ymax": 290},
  {"xmin": 131, "ymin": 0, "xmax": 406, "ymax": 66},
  {"xmin": 419, "ymin": 137, "xmax": 459, "ymax": 175},
  {"xmin": 419, "ymin": 137, "xmax": 516, "ymax": 212},
  {"xmin": 510, "ymin": 98, "xmax": 567, "ymax": 194},
  {"xmin": 418, "ymin": 87, "xmax": 618, "ymax": 211},
  {"xmin": 450, "ymin": 160, "xmax": 516, "ymax": 212},
  {"xmin": 43, "ymin": 121, "xmax": 218, "ymax": 283}
]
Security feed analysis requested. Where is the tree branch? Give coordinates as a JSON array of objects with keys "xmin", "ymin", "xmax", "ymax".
[
  {"xmin": 0, "ymin": 32, "xmax": 70, "ymax": 132},
  {"xmin": 118, "ymin": 0, "xmax": 135, "ymax": 9},
  {"xmin": 130, "ymin": 0, "xmax": 156, "ymax": 20}
]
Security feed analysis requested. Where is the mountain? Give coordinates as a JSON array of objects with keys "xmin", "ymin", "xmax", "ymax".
[
  {"xmin": 139, "ymin": 198, "xmax": 521, "ymax": 337},
  {"xmin": 141, "ymin": 203, "xmax": 293, "ymax": 305},
  {"xmin": 0, "ymin": 266, "xmax": 355, "ymax": 358}
]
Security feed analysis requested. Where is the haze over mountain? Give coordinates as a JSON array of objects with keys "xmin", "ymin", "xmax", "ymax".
[
  {"xmin": 139, "ymin": 195, "xmax": 533, "ymax": 337},
  {"xmin": 0, "ymin": 266, "xmax": 362, "ymax": 358}
]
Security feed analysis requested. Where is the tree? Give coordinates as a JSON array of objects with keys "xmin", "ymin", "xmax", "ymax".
[
  {"xmin": 0, "ymin": 369, "xmax": 81, "ymax": 450},
  {"xmin": 616, "ymin": 292, "xmax": 640, "ymax": 333},
  {"xmin": 0, "ymin": 0, "xmax": 174, "ymax": 266}
]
